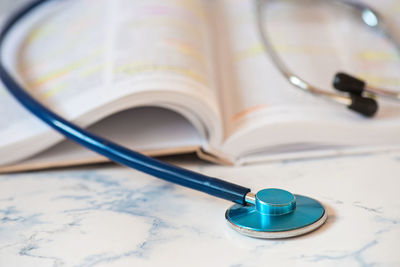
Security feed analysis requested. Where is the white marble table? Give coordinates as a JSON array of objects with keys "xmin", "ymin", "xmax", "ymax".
[{"xmin": 1, "ymin": 152, "xmax": 400, "ymax": 267}]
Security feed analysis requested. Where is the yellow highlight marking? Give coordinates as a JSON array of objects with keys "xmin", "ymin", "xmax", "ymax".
[
  {"xmin": 179, "ymin": 0, "xmax": 207, "ymax": 21},
  {"xmin": 30, "ymin": 63, "xmax": 81, "ymax": 88},
  {"xmin": 232, "ymin": 104, "xmax": 269, "ymax": 122},
  {"xmin": 42, "ymin": 84, "xmax": 68, "ymax": 99},
  {"xmin": 116, "ymin": 63, "xmax": 207, "ymax": 85},
  {"xmin": 276, "ymin": 45, "xmax": 335, "ymax": 54},
  {"xmin": 235, "ymin": 44, "xmax": 265, "ymax": 61},
  {"xmin": 394, "ymin": 2, "xmax": 400, "ymax": 12},
  {"xmin": 40, "ymin": 63, "xmax": 105, "ymax": 99},
  {"xmin": 80, "ymin": 64, "xmax": 105, "ymax": 78},
  {"xmin": 114, "ymin": 61, "xmax": 150, "ymax": 72},
  {"xmin": 356, "ymin": 51, "xmax": 397, "ymax": 61},
  {"xmin": 28, "ymin": 50, "xmax": 103, "ymax": 88},
  {"xmin": 356, "ymin": 73, "xmax": 400, "ymax": 87},
  {"xmin": 23, "ymin": 8, "xmax": 96, "ymax": 47},
  {"xmin": 25, "ymin": 26, "xmax": 53, "ymax": 44},
  {"xmin": 236, "ymin": 43, "xmax": 336, "ymax": 61},
  {"xmin": 18, "ymin": 14, "xmax": 100, "ymax": 76},
  {"xmin": 130, "ymin": 18, "xmax": 202, "ymax": 37},
  {"xmin": 164, "ymin": 38, "xmax": 205, "ymax": 65}
]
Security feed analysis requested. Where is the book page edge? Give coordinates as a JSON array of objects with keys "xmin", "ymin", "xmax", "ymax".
[{"xmin": 0, "ymin": 146, "xmax": 201, "ymax": 174}]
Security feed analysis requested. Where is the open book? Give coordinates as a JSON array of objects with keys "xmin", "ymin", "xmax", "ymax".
[{"xmin": 1, "ymin": 0, "xmax": 400, "ymax": 173}]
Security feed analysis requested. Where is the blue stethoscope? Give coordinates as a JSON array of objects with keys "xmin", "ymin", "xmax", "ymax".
[{"xmin": 3, "ymin": 0, "xmax": 396, "ymax": 239}]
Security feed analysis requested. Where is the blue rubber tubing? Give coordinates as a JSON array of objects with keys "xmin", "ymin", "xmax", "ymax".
[{"xmin": 0, "ymin": 0, "xmax": 250, "ymax": 204}]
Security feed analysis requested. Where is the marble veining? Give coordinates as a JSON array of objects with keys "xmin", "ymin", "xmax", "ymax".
[{"xmin": 1, "ymin": 152, "xmax": 400, "ymax": 266}]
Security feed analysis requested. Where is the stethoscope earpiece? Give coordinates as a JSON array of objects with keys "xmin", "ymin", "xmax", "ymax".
[
  {"xmin": 347, "ymin": 94, "xmax": 378, "ymax": 117},
  {"xmin": 333, "ymin": 72, "xmax": 378, "ymax": 117},
  {"xmin": 225, "ymin": 188, "xmax": 327, "ymax": 239},
  {"xmin": 257, "ymin": 0, "xmax": 400, "ymax": 117},
  {"xmin": 333, "ymin": 72, "xmax": 366, "ymax": 95}
]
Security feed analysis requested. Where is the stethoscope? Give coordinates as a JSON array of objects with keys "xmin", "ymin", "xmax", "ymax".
[
  {"xmin": 2, "ymin": 0, "xmax": 397, "ymax": 239},
  {"xmin": 257, "ymin": 0, "xmax": 400, "ymax": 117}
]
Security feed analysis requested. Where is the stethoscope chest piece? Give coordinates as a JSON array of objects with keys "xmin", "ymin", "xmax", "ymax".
[{"xmin": 225, "ymin": 188, "xmax": 327, "ymax": 239}]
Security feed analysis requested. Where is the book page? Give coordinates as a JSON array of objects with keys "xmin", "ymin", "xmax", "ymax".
[
  {"xmin": 0, "ymin": 0, "xmax": 222, "ymax": 165},
  {"xmin": 215, "ymin": 0, "xmax": 400, "ymax": 158}
]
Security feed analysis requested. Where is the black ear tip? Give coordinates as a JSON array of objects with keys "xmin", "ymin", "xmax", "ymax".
[
  {"xmin": 333, "ymin": 72, "xmax": 350, "ymax": 87},
  {"xmin": 334, "ymin": 72, "xmax": 349, "ymax": 81},
  {"xmin": 348, "ymin": 95, "xmax": 378, "ymax": 117},
  {"xmin": 333, "ymin": 72, "xmax": 366, "ymax": 95}
]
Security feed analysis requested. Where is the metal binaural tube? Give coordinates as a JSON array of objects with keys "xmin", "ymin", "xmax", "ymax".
[
  {"xmin": 255, "ymin": 0, "xmax": 353, "ymax": 107},
  {"xmin": 256, "ymin": 0, "xmax": 400, "ymax": 116}
]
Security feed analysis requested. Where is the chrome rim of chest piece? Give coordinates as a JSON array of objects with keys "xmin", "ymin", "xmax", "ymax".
[{"xmin": 225, "ymin": 188, "xmax": 327, "ymax": 239}]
